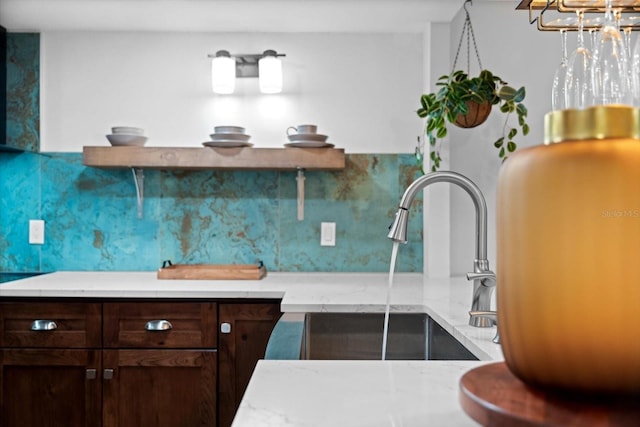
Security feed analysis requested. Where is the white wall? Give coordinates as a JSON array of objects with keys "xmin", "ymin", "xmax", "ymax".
[
  {"xmin": 40, "ymin": 32, "xmax": 424, "ymax": 153},
  {"xmin": 447, "ymin": 1, "xmax": 559, "ymax": 275},
  {"xmin": 423, "ymin": 22, "xmax": 452, "ymax": 278}
]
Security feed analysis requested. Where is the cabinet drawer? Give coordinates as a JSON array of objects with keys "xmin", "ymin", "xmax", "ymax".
[
  {"xmin": 0, "ymin": 302, "xmax": 102, "ymax": 348},
  {"xmin": 103, "ymin": 302, "xmax": 217, "ymax": 348}
]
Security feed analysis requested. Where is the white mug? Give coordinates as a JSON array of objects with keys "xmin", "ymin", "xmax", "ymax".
[{"xmin": 287, "ymin": 124, "xmax": 317, "ymax": 136}]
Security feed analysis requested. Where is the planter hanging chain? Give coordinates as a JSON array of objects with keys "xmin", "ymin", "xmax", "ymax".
[{"xmin": 451, "ymin": 0, "xmax": 483, "ymax": 76}]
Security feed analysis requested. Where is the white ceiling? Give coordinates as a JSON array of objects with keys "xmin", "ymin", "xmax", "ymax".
[{"xmin": 0, "ymin": 0, "xmax": 468, "ymax": 33}]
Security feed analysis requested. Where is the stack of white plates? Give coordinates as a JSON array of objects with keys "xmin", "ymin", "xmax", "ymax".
[
  {"xmin": 106, "ymin": 126, "xmax": 147, "ymax": 146},
  {"xmin": 285, "ymin": 133, "xmax": 334, "ymax": 148},
  {"xmin": 203, "ymin": 126, "xmax": 253, "ymax": 148}
]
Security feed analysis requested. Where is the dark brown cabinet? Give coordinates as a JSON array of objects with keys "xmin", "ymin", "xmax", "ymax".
[
  {"xmin": 102, "ymin": 349, "xmax": 217, "ymax": 427},
  {"xmin": 0, "ymin": 302, "xmax": 103, "ymax": 427},
  {"xmin": 0, "ymin": 349, "xmax": 102, "ymax": 427},
  {"xmin": 102, "ymin": 302, "xmax": 218, "ymax": 427},
  {"xmin": 0, "ymin": 299, "xmax": 281, "ymax": 427},
  {"xmin": 218, "ymin": 303, "xmax": 282, "ymax": 427}
]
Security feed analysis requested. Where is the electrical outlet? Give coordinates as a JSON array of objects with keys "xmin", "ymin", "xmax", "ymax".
[
  {"xmin": 29, "ymin": 220, "xmax": 45, "ymax": 245},
  {"xmin": 321, "ymin": 222, "xmax": 336, "ymax": 247}
]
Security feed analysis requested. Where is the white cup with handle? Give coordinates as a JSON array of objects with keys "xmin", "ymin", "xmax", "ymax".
[{"xmin": 287, "ymin": 124, "xmax": 317, "ymax": 136}]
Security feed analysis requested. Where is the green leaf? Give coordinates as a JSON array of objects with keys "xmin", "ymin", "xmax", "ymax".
[
  {"xmin": 516, "ymin": 103, "xmax": 528, "ymax": 117},
  {"xmin": 469, "ymin": 93, "xmax": 483, "ymax": 103},
  {"xmin": 479, "ymin": 69, "xmax": 494, "ymax": 83},
  {"xmin": 420, "ymin": 94, "xmax": 431, "ymax": 110},
  {"xmin": 451, "ymin": 70, "xmax": 467, "ymax": 83},
  {"xmin": 500, "ymin": 103, "xmax": 510, "ymax": 113},
  {"xmin": 494, "ymin": 137, "xmax": 504, "ymax": 148},
  {"xmin": 436, "ymin": 126, "xmax": 447, "ymax": 138},
  {"xmin": 497, "ymin": 85, "xmax": 516, "ymax": 100},
  {"xmin": 507, "ymin": 141, "xmax": 517, "ymax": 152},
  {"xmin": 430, "ymin": 150, "xmax": 441, "ymax": 171},
  {"xmin": 523, "ymin": 123, "xmax": 530, "ymax": 135},
  {"xmin": 499, "ymin": 147, "xmax": 505, "ymax": 158},
  {"xmin": 513, "ymin": 87, "xmax": 526, "ymax": 103},
  {"xmin": 417, "ymin": 108, "xmax": 428, "ymax": 118},
  {"xmin": 508, "ymin": 128, "xmax": 517, "ymax": 139}
]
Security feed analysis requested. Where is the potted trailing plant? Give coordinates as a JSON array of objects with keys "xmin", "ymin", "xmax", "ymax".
[{"xmin": 416, "ymin": 69, "xmax": 530, "ymax": 172}]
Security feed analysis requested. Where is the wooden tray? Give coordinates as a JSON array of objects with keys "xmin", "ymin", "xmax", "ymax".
[
  {"xmin": 459, "ymin": 362, "xmax": 640, "ymax": 427},
  {"xmin": 157, "ymin": 261, "xmax": 267, "ymax": 280}
]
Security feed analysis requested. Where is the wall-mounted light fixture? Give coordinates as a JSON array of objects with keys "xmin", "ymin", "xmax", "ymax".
[{"xmin": 208, "ymin": 49, "xmax": 286, "ymax": 94}]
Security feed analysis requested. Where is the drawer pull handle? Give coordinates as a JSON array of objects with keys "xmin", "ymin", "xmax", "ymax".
[
  {"xmin": 86, "ymin": 369, "xmax": 97, "ymax": 380},
  {"xmin": 31, "ymin": 320, "xmax": 58, "ymax": 331},
  {"xmin": 103, "ymin": 369, "xmax": 114, "ymax": 380},
  {"xmin": 145, "ymin": 320, "xmax": 173, "ymax": 331},
  {"xmin": 220, "ymin": 322, "xmax": 232, "ymax": 334}
]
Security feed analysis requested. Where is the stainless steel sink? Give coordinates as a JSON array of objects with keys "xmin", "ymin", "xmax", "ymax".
[
  {"xmin": 264, "ymin": 312, "xmax": 479, "ymax": 361},
  {"xmin": 301, "ymin": 313, "xmax": 478, "ymax": 361}
]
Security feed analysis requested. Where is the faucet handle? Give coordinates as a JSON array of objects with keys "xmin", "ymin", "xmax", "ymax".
[
  {"xmin": 469, "ymin": 311, "xmax": 500, "ymax": 344},
  {"xmin": 466, "ymin": 271, "xmax": 496, "ymax": 286}
]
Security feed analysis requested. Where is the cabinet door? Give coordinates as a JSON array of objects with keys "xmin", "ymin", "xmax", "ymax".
[
  {"xmin": 0, "ymin": 349, "xmax": 102, "ymax": 427},
  {"xmin": 218, "ymin": 302, "xmax": 281, "ymax": 427},
  {"xmin": 102, "ymin": 349, "xmax": 217, "ymax": 427}
]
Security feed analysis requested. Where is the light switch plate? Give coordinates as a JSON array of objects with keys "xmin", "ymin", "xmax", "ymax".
[
  {"xmin": 29, "ymin": 219, "xmax": 45, "ymax": 245},
  {"xmin": 321, "ymin": 222, "xmax": 336, "ymax": 246}
]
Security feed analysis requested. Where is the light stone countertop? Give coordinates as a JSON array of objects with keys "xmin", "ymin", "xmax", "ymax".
[
  {"xmin": 232, "ymin": 360, "xmax": 487, "ymax": 427},
  {"xmin": 0, "ymin": 271, "xmax": 502, "ymax": 426}
]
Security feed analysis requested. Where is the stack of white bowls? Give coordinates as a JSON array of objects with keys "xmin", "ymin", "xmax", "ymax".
[
  {"xmin": 204, "ymin": 126, "xmax": 252, "ymax": 148},
  {"xmin": 106, "ymin": 127, "xmax": 147, "ymax": 146}
]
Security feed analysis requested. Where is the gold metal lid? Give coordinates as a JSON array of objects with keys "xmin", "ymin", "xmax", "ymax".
[{"xmin": 544, "ymin": 105, "xmax": 640, "ymax": 144}]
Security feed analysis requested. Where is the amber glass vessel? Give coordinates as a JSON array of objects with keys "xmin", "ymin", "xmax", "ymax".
[{"xmin": 497, "ymin": 105, "xmax": 640, "ymax": 394}]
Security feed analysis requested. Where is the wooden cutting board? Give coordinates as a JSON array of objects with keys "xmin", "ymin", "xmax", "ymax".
[
  {"xmin": 157, "ymin": 262, "xmax": 267, "ymax": 280},
  {"xmin": 459, "ymin": 362, "xmax": 640, "ymax": 427}
]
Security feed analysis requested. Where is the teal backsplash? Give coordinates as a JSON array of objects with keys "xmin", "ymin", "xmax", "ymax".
[
  {"xmin": 0, "ymin": 32, "xmax": 423, "ymax": 273},
  {"xmin": 6, "ymin": 33, "xmax": 39, "ymax": 152},
  {"xmin": 1, "ymin": 152, "xmax": 423, "ymax": 272}
]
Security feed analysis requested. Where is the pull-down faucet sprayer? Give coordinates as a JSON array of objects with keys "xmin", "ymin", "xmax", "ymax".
[{"xmin": 388, "ymin": 171, "xmax": 496, "ymax": 327}]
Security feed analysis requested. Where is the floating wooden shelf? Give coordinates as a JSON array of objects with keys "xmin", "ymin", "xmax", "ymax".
[
  {"xmin": 82, "ymin": 146, "xmax": 345, "ymax": 170},
  {"xmin": 82, "ymin": 146, "xmax": 345, "ymax": 220}
]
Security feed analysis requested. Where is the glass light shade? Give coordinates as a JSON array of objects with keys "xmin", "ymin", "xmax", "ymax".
[
  {"xmin": 259, "ymin": 55, "xmax": 283, "ymax": 94},
  {"xmin": 211, "ymin": 54, "xmax": 236, "ymax": 94}
]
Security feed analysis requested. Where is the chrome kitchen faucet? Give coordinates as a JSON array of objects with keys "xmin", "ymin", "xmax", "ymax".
[{"xmin": 388, "ymin": 171, "xmax": 496, "ymax": 328}]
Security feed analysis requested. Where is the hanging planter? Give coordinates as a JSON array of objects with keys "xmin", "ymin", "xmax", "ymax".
[
  {"xmin": 454, "ymin": 99, "xmax": 492, "ymax": 128},
  {"xmin": 415, "ymin": 0, "xmax": 530, "ymax": 172}
]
